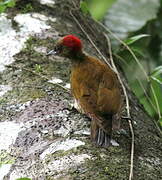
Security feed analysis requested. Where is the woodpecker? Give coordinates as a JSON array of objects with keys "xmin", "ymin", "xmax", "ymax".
[{"xmin": 47, "ymin": 35, "xmax": 122, "ymax": 147}]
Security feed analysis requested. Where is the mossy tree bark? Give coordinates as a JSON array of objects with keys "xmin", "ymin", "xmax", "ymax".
[{"xmin": 0, "ymin": 0, "xmax": 161, "ymax": 179}]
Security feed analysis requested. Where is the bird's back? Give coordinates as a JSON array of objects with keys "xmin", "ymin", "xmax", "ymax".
[{"xmin": 71, "ymin": 55, "xmax": 121, "ymax": 115}]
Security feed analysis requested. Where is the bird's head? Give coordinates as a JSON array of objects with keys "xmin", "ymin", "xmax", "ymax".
[{"xmin": 47, "ymin": 35, "xmax": 83, "ymax": 58}]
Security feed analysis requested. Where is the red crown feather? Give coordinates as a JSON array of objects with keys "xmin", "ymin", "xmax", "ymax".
[{"xmin": 62, "ymin": 35, "xmax": 82, "ymax": 52}]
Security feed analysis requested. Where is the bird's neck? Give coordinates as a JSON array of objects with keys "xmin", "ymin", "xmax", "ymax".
[{"xmin": 69, "ymin": 51, "xmax": 86, "ymax": 64}]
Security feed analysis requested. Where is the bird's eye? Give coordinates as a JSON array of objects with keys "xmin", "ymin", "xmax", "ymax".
[{"xmin": 54, "ymin": 45, "xmax": 62, "ymax": 54}]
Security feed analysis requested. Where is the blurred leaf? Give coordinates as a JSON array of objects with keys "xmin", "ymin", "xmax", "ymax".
[
  {"xmin": 131, "ymin": 46, "xmax": 146, "ymax": 57},
  {"xmin": 80, "ymin": 1, "xmax": 89, "ymax": 15},
  {"xmin": 151, "ymin": 76, "xmax": 162, "ymax": 85},
  {"xmin": 141, "ymin": 96, "xmax": 156, "ymax": 117},
  {"xmin": 124, "ymin": 34, "xmax": 150, "ymax": 45},
  {"xmin": 6, "ymin": 0, "xmax": 15, "ymax": 7},
  {"xmin": 150, "ymin": 78, "xmax": 162, "ymax": 115},
  {"xmin": 159, "ymin": 118, "xmax": 162, "ymax": 127},
  {"xmin": 129, "ymin": 78, "xmax": 156, "ymax": 117},
  {"xmin": 0, "ymin": 0, "xmax": 15, "ymax": 13},
  {"xmin": 151, "ymin": 66, "xmax": 162, "ymax": 76},
  {"xmin": 0, "ymin": 4, "xmax": 6, "ymax": 13},
  {"xmin": 87, "ymin": 0, "xmax": 116, "ymax": 20},
  {"xmin": 150, "ymin": 67, "xmax": 162, "ymax": 91},
  {"xmin": 150, "ymin": 67, "xmax": 162, "ymax": 114},
  {"xmin": 105, "ymin": 0, "xmax": 160, "ymax": 46},
  {"xmin": 22, "ymin": 3, "xmax": 33, "ymax": 13}
]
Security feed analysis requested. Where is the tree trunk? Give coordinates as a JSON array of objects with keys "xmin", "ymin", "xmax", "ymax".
[{"xmin": 0, "ymin": 0, "xmax": 161, "ymax": 179}]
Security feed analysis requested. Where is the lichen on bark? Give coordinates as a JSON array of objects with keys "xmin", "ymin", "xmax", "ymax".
[{"xmin": 0, "ymin": 0, "xmax": 161, "ymax": 179}]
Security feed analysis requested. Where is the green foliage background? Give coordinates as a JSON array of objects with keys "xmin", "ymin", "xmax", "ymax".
[
  {"xmin": 0, "ymin": 0, "xmax": 15, "ymax": 13},
  {"xmin": 82, "ymin": 0, "xmax": 162, "ymax": 128}
]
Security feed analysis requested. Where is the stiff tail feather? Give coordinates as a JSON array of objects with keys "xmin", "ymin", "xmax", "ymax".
[
  {"xmin": 90, "ymin": 116, "xmax": 112, "ymax": 148},
  {"xmin": 95, "ymin": 128, "xmax": 111, "ymax": 147}
]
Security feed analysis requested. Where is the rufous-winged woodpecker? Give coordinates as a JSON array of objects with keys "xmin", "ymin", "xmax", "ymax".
[{"xmin": 47, "ymin": 35, "xmax": 122, "ymax": 147}]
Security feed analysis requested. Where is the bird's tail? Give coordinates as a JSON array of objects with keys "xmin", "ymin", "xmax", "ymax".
[{"xmin": 90, "ymin": 114, "xmax": 112, "ymax": 148}]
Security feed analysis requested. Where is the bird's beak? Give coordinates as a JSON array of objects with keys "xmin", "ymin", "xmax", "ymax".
[
  {"xmin": 46, "ymin": 49, "xmax": 57, "ymax": 56},
  {"xmin": 46, "ymin": 44, "xmax": 62, "ymax": 56}
]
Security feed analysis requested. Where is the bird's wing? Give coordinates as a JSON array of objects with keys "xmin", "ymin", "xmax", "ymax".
[
  {"xmin": 97, "ymin": 71, "xmax": 122, "ymax": 130},
  {"xmin": 97, "ymin": 71, "xmax": 121, "ymax": 114}
]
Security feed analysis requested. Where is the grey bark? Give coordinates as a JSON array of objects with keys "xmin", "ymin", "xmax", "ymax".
[{"xmin": 0, "ymin": 0, "xmax": 161, "ymax": 179}]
